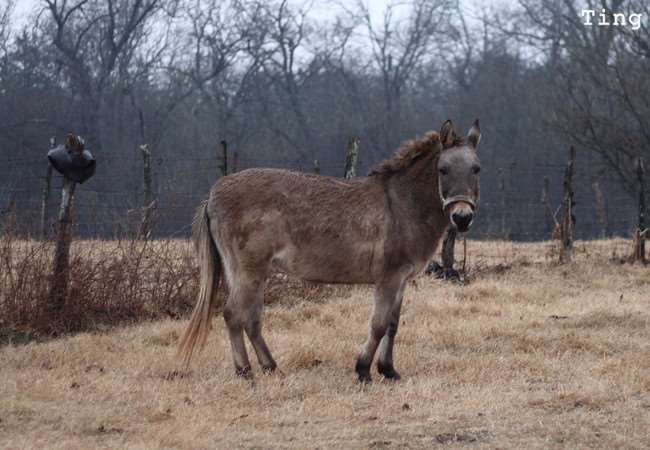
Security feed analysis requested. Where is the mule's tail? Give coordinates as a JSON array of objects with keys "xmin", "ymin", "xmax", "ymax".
[{"xmin": 177, "ymin": 200, "xmax": 222, "ymax": 368}]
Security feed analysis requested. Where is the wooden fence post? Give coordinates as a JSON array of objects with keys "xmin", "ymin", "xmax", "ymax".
[
  {"xmin": 46, "ymin": 135, "xmax": 84, "ymax": 323},
  {"xmin": 313, "ymin": 159, "xmax": 320, "ymax": 174},
  {"xmin": 219, "ymin": 140, "xmax": 228, "ymax": 176},
  {"xmin": 40, "ymin": 137, "xmax": 55, "ymax": 239},
  {"xmin": 560, "ymin": 146, "xmax": 576, "ymax": 263},
  {"xmin": 441, "ymin": 228, "xmax": 457, "ymax": 277},
  {"xmin": 139, "ymin": 144, "xmax": 155, "ymax": 238},
  {"xmin": 633, "ymin": 156, "xmax": 646, "ymax": 263},
  {"xmin": 344, "ymin": 138, "xmax": 359, "ymax": 179}
]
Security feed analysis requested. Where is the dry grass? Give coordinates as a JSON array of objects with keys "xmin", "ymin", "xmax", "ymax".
[{"xmin": 1, "ymin": 240, "xmax": 650, "ymax": 449}]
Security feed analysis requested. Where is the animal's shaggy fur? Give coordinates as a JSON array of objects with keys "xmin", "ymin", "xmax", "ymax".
[{"xmin": 369, "ymin": 132, "xmax": 442, "ymax": 176}]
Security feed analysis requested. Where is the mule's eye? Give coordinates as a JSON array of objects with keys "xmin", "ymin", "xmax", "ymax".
[
  {"xmin": 439, "ymin": 166, "xmax": 449, "ymax": 176},
  {"xmin": 472, "ymin": 166, "xmax": 481, "ymax": 174}
]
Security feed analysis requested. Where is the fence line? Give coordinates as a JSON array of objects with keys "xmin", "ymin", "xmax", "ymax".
[{"xmin": 1, "ymin": 150, "xmax": 642, "ymax": 241}]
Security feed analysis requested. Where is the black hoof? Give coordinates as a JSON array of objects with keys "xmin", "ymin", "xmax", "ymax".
[
  {"xmin": 357, "ymin": 372, "xmax": 372, "ymax": 384},
  {"xmin": 377, "ymin": 362, "xmax": 401, "ymax": 381},
  {"xmin": 235, "ymin": 365, "xmax": 252, "ymax": 378},
  {"xmin": 355, "ymin": 360, "xmax": 372, "ymax": 384}
]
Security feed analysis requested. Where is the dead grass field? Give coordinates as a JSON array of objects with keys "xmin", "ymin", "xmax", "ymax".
[{"xmin": 1, "ymin": 239, "xmax": 649, "ymax": 449}]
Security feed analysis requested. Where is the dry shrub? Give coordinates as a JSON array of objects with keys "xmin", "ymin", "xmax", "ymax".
[
  {"xmin": 0, "ymin": 224, "xmax": 345, "ymax": 342},
  {"xmin": 0, "ymin": 229, "xmax": 198, "ymax": 341}
]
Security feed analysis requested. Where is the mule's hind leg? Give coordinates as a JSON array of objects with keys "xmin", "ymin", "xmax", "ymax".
[
  {"xmin": 223, "ymin": 294, "xmax": 253, "ymax": 377},
  {"xmin": 241, "ymin": 280, "xmax": 277, "ymax": 373},
  {"xmin": 355, "ymin": 277, "xmax": 405, "ymax": 383},
  {"xmin": 224, "ymin": 275, "xmax": 277, "ymax": 376}
]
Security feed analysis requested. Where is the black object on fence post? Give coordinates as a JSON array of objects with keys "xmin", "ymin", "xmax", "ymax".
[
  {"xmin": 45, "ymin": 134, "xmax": 95, "ymax": 327},
  {"xmin": 634, "ymin": 156, "xmax": 646, "ymax": 263},
  {"xmin": 219, "ymin": 140, "xmax": 228, "ymax": 176},
  {"xmin": 139, "ymin": 144, "xmax": 155, "ymax": 238},
  {"xmin": 40, "ymin": 137, "xmax": 55, "ymax": 239},
  {"xmin": 344, "ymin": 138, "xmax": 359, "ymax": 179},
  {"xmin": 560, "ymin": 146, "xmax": 576, "ymax": 264}
]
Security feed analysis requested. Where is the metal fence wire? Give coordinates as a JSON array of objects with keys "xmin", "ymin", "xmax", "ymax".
[{"xmin": 0, "ymin": 151, "xmax": 641, "ymax": 241}]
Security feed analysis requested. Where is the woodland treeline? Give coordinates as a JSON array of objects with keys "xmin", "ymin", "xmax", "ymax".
[{"xmin": 0, "ymin": 0, "xmax": 649, "ymax": 239}]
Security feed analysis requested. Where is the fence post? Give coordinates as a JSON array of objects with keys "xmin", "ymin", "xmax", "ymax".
[
  {"xmin": 313, "ymin": 159, "xmax": 320, "ymax": 174},
  {"xmin": 40, "ymin": 137, "xmax": 55, "ymax": 239},
  {"xmin": 634, "ymin": 156, "xmax": 646, "ymax": 263},
  {"xmin": 139, "ymin": 144, "xmax": 155, "ymax": 238},
  {"xmin": 560, "ymin": 146, "xmax": 576, "ymax": 263},
  {"xmin": 441, "ymin": 228, "xmax": 457, "ymax": 277},
  {"xmin": 219, "ymin": 140, "xmax": 228, "ymax": 176},
  {"xmin": 344, "ymin": 138, "xmax": 359, "ymax": 179},
  {"xmin": 46, "ymin": 135, "xmax": 84, "ymax": 324}
]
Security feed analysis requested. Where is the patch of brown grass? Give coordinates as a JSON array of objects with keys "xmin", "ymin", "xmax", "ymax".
[{"xmin": 1, "ymin": 240, "xmax": 650, "ymax": 448}]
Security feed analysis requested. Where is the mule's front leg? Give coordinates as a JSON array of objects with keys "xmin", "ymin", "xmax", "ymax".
[
  {"xmin": 376, "ymin": 296, "xmax": 403, "ymax": 380},
  {"xmin": 355, "ymin": 278, "xmax": 405, "ymax": 383}
]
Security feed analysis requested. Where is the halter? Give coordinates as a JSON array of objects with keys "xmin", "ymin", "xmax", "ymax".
[{"xmin": 440, "ymin": 195, "xmax": 477, "ymax": 211}]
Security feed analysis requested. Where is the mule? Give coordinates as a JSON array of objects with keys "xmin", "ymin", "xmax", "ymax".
[{"xmin": 177, "ymin": 119, "xmax": 481, "ymax": 382}]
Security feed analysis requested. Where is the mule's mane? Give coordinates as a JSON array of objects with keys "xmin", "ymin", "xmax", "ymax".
[{"xmin": 369, "ymin": 131, "xmax": 443, "ymax": 176}]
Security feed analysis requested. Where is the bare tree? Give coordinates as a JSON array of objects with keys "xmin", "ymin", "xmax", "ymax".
[
  {"xmin": 496, "ymin": 0, "xmax": 650, "ymax": 196},
  {"xmin": 356, "ymin": 0, "xmax": 455, "ymax": 153},
  {"xmin": 43, "ymin": 0, "xmax": 174, "ymax": 150}
]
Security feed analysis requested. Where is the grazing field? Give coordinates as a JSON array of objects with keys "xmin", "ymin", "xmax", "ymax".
[{"xmin": 1, "ymin": 239, "xmax": 649, "ymax": 449}]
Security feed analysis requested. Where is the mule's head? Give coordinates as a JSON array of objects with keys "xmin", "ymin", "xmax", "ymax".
[{"xmin": 437, "ymin": 119, "xmax": 481, "ymax": 233}]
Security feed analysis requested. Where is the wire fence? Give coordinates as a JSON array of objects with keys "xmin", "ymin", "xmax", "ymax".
[{"xmin": 0, "ymin": 150, "xmax": 642, "ymax": 241}]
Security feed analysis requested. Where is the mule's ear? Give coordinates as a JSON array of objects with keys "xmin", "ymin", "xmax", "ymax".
[
  {"xmin": 467, "ymin": 119, "xmax": 481, "ymax": 149},
  {"xmin": 440, "ymin": 119, "xmax": 457, "ymax": 149}
]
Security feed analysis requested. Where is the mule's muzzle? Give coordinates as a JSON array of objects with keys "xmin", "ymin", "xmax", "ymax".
[{"xmin": 451, "ymin": 210, "xmax": 474, "ymax": 232}]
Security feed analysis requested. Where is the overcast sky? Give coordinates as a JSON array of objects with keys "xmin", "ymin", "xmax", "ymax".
[{"xmin": 11, "ymin": 0, "xmax": 498, "ymax": 31}]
